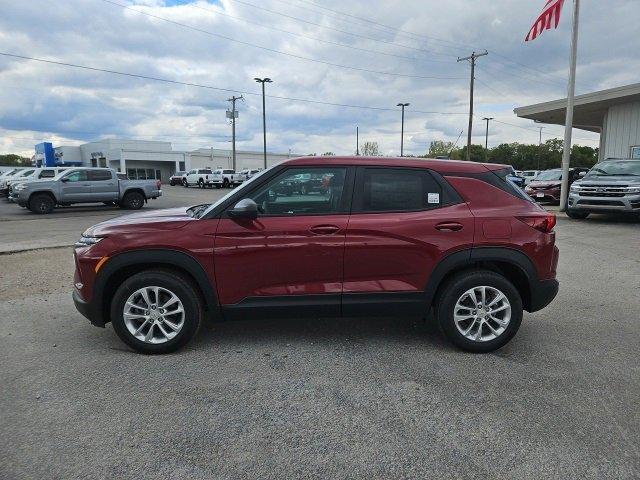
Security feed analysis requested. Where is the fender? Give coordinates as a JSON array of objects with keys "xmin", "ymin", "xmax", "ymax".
[
  {"xmin": 423, "ymin": 247, "xmax": 538, "ymax": 309},
  {"xmin": 93, "ymin": 249, "xmax": 220, "ymax": 326}
]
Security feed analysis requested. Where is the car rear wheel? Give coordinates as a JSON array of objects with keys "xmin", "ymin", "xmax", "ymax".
[
  {"xmin": 436, "ymin": 270, "xmax": 523, "ymax": 353},
  {"xmin": 28, "ymin": 193, "xmax": 55, "ymax": 214},
  {"xmin": 566, "ymin": 209, "xmax": 589, "ymax": 219},
  {"xmin": 110, "ymin": 270, "xmax": 202, "ymax": 354},
  {"xmin": 121, "ymin": 191, "xmax": 145, "ymax": 210}
]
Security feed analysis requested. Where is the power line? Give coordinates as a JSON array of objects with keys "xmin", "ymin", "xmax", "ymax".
[
  {"xmin": 100, "ymin": 0, "xmax": 462, "ymax": 81},
  {"xmin": 217, "ymin": 0, "xmax": 456, "ymax": 58},
  {"xmin": 189, "ymin": 3, "xmax": 449, "ymax": 64},
  {"xmin": 0, "ymin": 52, "xmax": 468, "ymax": 115}
]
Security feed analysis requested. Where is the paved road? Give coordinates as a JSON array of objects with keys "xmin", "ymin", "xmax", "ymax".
[
  {"xmin": 0, "ymin": 185, "xmax": 228, "ymax": 253},
  {"xmin": 0, "ymin": 202, "xmax": 639, "ymax": 479}
]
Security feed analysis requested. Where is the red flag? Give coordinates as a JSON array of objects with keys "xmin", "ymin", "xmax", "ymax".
[{"xmin": 525, "ymin": 0, "xmax": 565, "ymax": 41}]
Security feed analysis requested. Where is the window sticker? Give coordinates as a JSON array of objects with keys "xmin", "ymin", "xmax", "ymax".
[{"xmin": 427, "ymin": 192, "xmax": 440, "ymax": 204}]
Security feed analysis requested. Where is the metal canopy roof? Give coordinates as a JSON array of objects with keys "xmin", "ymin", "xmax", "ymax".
[{"xmin": 514, "ymin": 83, "xmax": 640, "ymax": 132}]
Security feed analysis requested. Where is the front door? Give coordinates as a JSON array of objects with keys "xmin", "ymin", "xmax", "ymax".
[
  {"xmin": 342, "ymin": 167, "xmax": 474, "ymax": 316},
  {"xmin": 214, "ymin": 166, "xmax": 353, "ymax": 318},
  {"xmin": 60, "ymin": 170, "xmax": 92, "ymax": 202}
]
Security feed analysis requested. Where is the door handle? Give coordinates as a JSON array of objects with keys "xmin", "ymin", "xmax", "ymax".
[
  {"xmin": 435, "ymin": 222, "xmax": 463, "ymax": 232},
  {"xmin": 309, "ymin": 225, "xmax": 341, "ymax": 235}
]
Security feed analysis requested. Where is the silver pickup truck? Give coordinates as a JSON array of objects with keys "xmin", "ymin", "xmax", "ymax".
[
  {"xmin": 12, "ymin": 167, "xmax": 162, "ymax": 214},
  {"xmin": 567, "ymin": 159, "xmax": 640, "ymax": 219}
]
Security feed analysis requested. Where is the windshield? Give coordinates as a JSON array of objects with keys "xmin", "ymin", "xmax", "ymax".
[
  {"xmin": 15, "ymin": 169, "xmax": 35, "ymax": 178},
  {"xmin": 535, "ymin": 170, "xmax": 562, "ymax": 181},
  {"xmin": 586, "ymin": 161, "xmax": 640, "ymax": 177},
  {"xmin": 196, "ymin": 165, "xmax": 276, "ymax": 219}
]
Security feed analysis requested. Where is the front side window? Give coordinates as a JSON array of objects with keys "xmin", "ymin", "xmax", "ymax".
[
  {"xmin": 243, "ymin": 167, "xmax": 348, "ymax": 216},
  {"xmin": 64, "ymin": 170, "xmax": 88, "ymax": 182},
  {"xmin": 631, "ymin": 146, "xmax": 640, "ymax": 159},
  {"xmin": 357, "ymin": 168, "xmax": 442, "ymax": 212}
]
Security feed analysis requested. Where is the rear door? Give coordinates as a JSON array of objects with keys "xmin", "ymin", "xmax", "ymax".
[
  {"xmin": 60, "ymin": 170, "xmax": 92, "ymax": 201},
  {"xmin": 214, "ymin": 166, "xmax": 354, "ymax": 316},
  {"xmin": 88, "ymin": 169, "xmax": 118, "ymax": 201},
  {"xmin": 342, "ymin": 167, "xmax": 474, "ymax": 315}
]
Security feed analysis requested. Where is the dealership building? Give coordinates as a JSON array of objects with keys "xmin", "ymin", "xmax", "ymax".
[
  {"xmin": 514, "ymin": 82, "xmax": 640, "ymax": 161},
  {"xmin": 32, "ymin": 139, "xmax": 298, "ymax": 182}
]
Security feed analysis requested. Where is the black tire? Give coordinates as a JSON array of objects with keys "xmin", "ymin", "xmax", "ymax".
[
  {"xmin": 28, "ymin": 193, "xmax": 55, "ymax": 214},
  {"xmin": 121, "ymin": 191, "xmax": 145, "ymax": 210},
  {"xmin": 198, "ymin": 179, "xmax": 204, "ymax": 188},
  {"xmin": 300, "ymin": 184, "xmax": 308, "ymax": 195},
  {"xmin": 566, "ymin": 209, "xmax": 589, "ymax": 219},
  {"xmin": 215, "ymin": 184, "xmax": 221, "ymax": 189},
  {"xmin": 436, "ymin": 270, "xmax": 523, "ymax": 353},
  {"xmin": 169, "ymin": 180, "xmax": 175, "ymax": 186},
  {"xmin": 183, "ymin": 179, "xmax": 189, "ymax": 188},
  {"xmin": 222, "ymin": 178, "xmax": 230, "ymax": 188},
  {"xmin": 110, "ymin": 269, "xmax": 202, "ymax": 354}
]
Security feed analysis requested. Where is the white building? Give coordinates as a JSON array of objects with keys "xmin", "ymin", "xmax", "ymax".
[
  {"xmin": 40, "ymin": 139, "xmax": 299, "ymax": 183},
  {"xmin": 514, "ymin": 83, "xmax": 640, "ymax": 161}
]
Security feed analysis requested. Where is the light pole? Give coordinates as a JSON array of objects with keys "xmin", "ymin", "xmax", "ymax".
[
  {"xmin": 397, "ymin": 102, "xmax": 409, "ymax": 156},
  {"xmin": 482, "ymin": 117, "xmax": 494, "ymax": 150},
  {"xmin": 254, "ymin": 77, "xmax": 272, "ymax": 169}
]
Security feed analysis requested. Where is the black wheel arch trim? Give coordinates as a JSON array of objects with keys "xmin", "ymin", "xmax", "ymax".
[{"xmin": 91, "ymin": 248, "xmax": 219, "ymax": 326}]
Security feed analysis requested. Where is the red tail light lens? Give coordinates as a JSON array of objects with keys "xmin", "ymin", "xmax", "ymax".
[
  {"xmin": 517, "ymin": 214, "xmax": 556, "ymax": 233},
  {"xmin": 156, "ymin": 180, "xmax": 161, "ymax": 189}
]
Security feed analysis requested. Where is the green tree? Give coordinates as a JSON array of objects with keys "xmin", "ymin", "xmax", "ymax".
[
  {"xmin": 0, "ymin": 154, "xmax": 29, "ymax": 166},
  {"xmin": 321, "ymin": 152, "xmax": 335, "ymax": 156},
  {"xmin": 459, "ymin": 144, "xmax": 487, "ymax": 163},
  {"xmin": 361, "ymin": 141, "xmax": 380, "ymax": 156},
  {"xmin": 427, "ymin": 140, "xmax": 455, "ymax": 158}
]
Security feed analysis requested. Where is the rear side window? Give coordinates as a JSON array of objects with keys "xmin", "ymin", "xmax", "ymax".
[
  {"xmin": 89, "ymin": 170, "xmax": 112, "ymax": 181},
  {"xmin": 39, "ymin": 170, "xmax": 55, "ymax": 178},
  {"xmin": 356, "ymin": 168, "xmax": 444, "ymax": 212},
  {"xmin": 223, "ymin": 169, "xmax": 234, "ymax": 174}
]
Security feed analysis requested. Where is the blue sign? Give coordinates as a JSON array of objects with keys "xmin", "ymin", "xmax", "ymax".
[{"xmin": 34, "ymin": 142, "xmax": 55, "ymax": 167}]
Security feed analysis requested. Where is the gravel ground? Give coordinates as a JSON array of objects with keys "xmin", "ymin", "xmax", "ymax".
[{"xmin": 1, "ymin": 214, "xmax": 639, "ymax": 479}]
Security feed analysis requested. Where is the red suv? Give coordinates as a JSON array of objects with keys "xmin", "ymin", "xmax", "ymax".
[{"xmin": 73, "ymin": 157, "xmax": 559, "ymax": 354}]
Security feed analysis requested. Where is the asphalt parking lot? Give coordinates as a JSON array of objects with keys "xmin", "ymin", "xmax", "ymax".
[{"xmin": 1, "ymin": 187, "xmax": 639, "ymax": 479}]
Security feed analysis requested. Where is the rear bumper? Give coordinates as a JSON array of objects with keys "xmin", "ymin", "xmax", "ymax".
[{"xmin": 528, "ymin": 279, "xmax": 559, "ymax": 313}]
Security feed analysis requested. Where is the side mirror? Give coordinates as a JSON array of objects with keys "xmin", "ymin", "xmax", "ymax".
[
  {"xmin": 60, "ymin": 177, "xmax": 69, "ymax": 183},
  {"xmin": 228, "ymin": 198, "xmax": 258, "ymax": 220}
]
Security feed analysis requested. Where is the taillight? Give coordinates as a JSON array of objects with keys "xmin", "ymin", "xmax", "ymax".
[
  {"xmin": 156, "ymin": 180, "xmax": 161, "ymax": 189},
  {"xmin": 517, "ymin": 214, "xmax": 556, "ymax": 233}
]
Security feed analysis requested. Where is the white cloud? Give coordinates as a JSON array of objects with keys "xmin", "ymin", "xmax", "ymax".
[{"xmin": 1, "ymin": 0, "xmax": 635, "ymax": 158}]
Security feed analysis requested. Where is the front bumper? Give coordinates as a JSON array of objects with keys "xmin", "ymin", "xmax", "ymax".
[
  {"xmin": 568, "ymin": 192, "xmax": 640, "ymax": 213},
  {"xmin": 529, "ymin": 279, "xmax": 559, "ymax": 313},
  {"xmin": 526, "ymin": 189, "xmax": 561, "ymax": 202},
  {"xmin": 73, "ymin": 289, "xmax": 105, "ymax": 327}
]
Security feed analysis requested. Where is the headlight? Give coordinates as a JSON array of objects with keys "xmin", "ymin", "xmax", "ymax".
[
  {"xmin": 75, "ymin": 235, "xmax": 104, "ymax": 248},
  {"xmin": 626, "ymin": 187, "xmax": 640, "ymax": 194},
  {"xmin": 14, "ymin": 183, "xmax": 27, "ymax": 191},
  {"xmin": 570, "ymin": 185, "xmax": 580, "ymax": 192}
]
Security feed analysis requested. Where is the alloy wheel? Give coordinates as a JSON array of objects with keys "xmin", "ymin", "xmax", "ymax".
[
  {"xmin": 453, "ymin": 286, "xmax": 511, "ymax": 342},
  {"xmin": 123, "ymin": 286, "xmax": 185, "ymax": 344}
]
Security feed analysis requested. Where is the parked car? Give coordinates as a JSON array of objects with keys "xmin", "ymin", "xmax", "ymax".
[
  {"xmin": 7, "ymin": 167, "xmax": 69, "ymax": 202},
  {"xmin": 506, "ymin": 168, "xmax": 525, "ymax": 188},
  {"xmin": 72, "ymin": 156, "xmax": 559, "ymax": 354},
  {"xmin": 0, "ymin": 168, "xmax": 34, "ymax": 196},
  {"xmin": 182, "ymin": 169, "xmax": 214, "ymax": 188},
  {"xmin": 521, "ymin": 170, "xmax": 541, "ymax": 185},
  {"xmin": 211, "ymin": 168, "xmax": 242, "ymax": 188},
  {"xmin": 524, "ymin": 167, "xmax": 588, "ymax": 203},
  {"xmin": 566, "ymin": 159, "xmax": 640, "ymax": 219},
  {"xmin": 169, "ymin": 171, "xmax": 186, "ymax": 186},
  {"xmin": 239, "ymin": 168, "xmax": 262, "ymax": 182},
  {"xmin": 13, "ymin": 167, "xmax": 162, "ymax": 214}
]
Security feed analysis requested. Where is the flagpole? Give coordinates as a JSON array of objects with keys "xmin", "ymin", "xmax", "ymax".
[{"xmin": 559, "ymin": 0, "xmax": 580, "ymax": 212}]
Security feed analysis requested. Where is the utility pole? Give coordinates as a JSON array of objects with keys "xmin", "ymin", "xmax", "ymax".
[
  {"xmin": 559, "ymin": 0, "xmax": 580, "ymax": 212},
  {"xmin": 254, "ymin": 78, "xmax": 272, "ymax": 170},
  {"xmin": 397, "ymin": 102, "xmax": 410, "ymax": 156},
  {"xmin": 457, "ymin": 50, "xmax": 488, "ymax": 161},
  {"xmin": 482, "ymin": 117, "xmax": 494, "ymax": 150},
  {"xmin": 537, "ymin": 126, "xmax": 545, "ymax": 171},
  {"xmin": 226, "ymin": 95, "xmax": 243, "ymax": 171},
  {"xmin": 356, "ymin": 126, "xmax": 359, "ymax": 155}
]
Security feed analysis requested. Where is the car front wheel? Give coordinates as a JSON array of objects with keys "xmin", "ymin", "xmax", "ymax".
[
  {"xmin": 28, "ymin": 193, "xmax": 55, "ymax": 214},
  {"xmin": 183, "ymin": 179, "xmax": 189, "ymax": 187},
  {"xmin": 110, "ymin": 270, "xmax": 202, "ymax": 354},
  {"xmin": 436, "ymin": 270, "xmax": 523, "ymax": 353}
]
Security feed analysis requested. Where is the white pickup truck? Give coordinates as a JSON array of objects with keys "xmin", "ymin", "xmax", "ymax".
[{"xmin": 183, "ymin": 168, "xmax": 242, "ymax": 188}]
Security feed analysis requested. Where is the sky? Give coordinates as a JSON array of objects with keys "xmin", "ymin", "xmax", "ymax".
[{"xmin": 0, "ymin": 0, "xmax": 638, "ymax": 158}]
